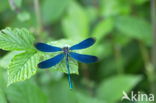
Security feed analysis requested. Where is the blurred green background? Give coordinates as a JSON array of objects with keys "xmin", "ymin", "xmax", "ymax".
[{"xmin": 0, "ymin": 0, "xmax": 155, "ymax": 103}]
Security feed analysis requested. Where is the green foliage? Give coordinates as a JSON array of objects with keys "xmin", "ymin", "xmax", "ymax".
[
  {"xmin": 0, "ymin": 69, "xmax": 7, "ymax": 103},
  {"xmin": 0, "ymin": 51, "xmax": 22, "ymax": 68},
  {"xmin": 14, "ymin": 0, "xmax": 23, "ymax": 8},
  {"xmin": 116, "ymin": 16, "xmax": 152, "ymax": 45},
  {"xmin": 62, "ymin": 1, "xmax": 89, "ymax": 40},
  {"xmin": 8, "ymin": 51, "xmax": 40, "ymax": 86},
  {"xmin": 42, "ymin": 0, "xmax": 72, "ymax": 23},
  {"xmin": 0, "ymin": 89, "xmax": 7, "ymax": 103},
  {"xmin": 76, "ymin": 92, "xmax": 105, "ymax": 103},
  {"xmin": 0, "ymin": 28, "xmax": 35, "ymax": 51},
  {"xmin": 86, "ymin": 7, "xmax": 98, "ymax": 23},
  {"xmin": 133, "ymin": 0, "xmax": 148, "ymax": 5},
  {"xmin": 0, "ymin": 28, "xmax": 79, "ymax": 86},
  {"xmin": 100, "ymin": 0, "xmax": 131, "ymax": 17},
  {"xmin": 6, "ymin": 81, "xmax": 47, "ymax": 103},
  {"xmin": 0, "ymin": 69, "xmax": 47, "ymax": 103},
  {"xmin": 92, "ymin": 18, "xmax": 114, "ymax": 41},
  {"xmin": 46, "ymin": 79, "xmax": 76, "ymax": 103},
  {"xmin": 46, "ymin": 79, "xmax": 104, "ymax": 103},
  {"xmin": 114, "ymin": 33, "xmax": 131, "ymax": 46},
  {"xmin": 97, "ymin": 75, "xmax": 142, "ymax": 103},
  {"xmin": 17, "ymin": 11, "xmax": 30, "ymax": 22},
  {"xmin": 0, "ymin": 0, "xmax": 154, "ymax": 103},
  {"xmin": 0, "ymin": 28, "xmax": 38, "ymax": 86},
  {"xmin": 0, "ymin": 1, "xmax": 9, "ymax": 13}
]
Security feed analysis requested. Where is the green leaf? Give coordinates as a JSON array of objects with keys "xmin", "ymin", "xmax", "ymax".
[
  {"xmin": 97, "ymin": 75, "xmax": 142, "ymax": 103},
  {"xmin": 76, "ymin": 92, "xmax": 105, "ymax": 103},
  {"xmin": 39, "ymin": 71, "xmax": 63, "ymax": 84},
  {"xmin": 86, "ymin": 7, "xmax": 98, "ymax": 23},
  {"xmin": 92, "ymin": 18, "xmax": 114, "ymax": 41},
  {"xmin": 46, "ymin": 79, "xmax": 105, "ymax": 103},
  {"xmin": 0, "ymin": 1, "xmax": 9, "ymax": 13},
  {"xmin": 14, "ymin": 0, "xmax": 23, "ymax": 8},
  {"xmin": 51, "ymin": 56, "xmax": 78, "ymax": 74},
  {"xmin": 6, "ymin": 81, "xmax": 47, "ymax": 103},
  {"xmin": 41, "ymin": 39, "xmax": 79, "ymax": 74},
  {"xmin": 82, "ymin": 40, "xmax": 112, "ymax": 58},
  {"xmin": 100, "ymin": 0, "xmax": 131, "ymax": 17},
  {"xmin": 0, "ymin": 28, "xmax": 35, "ymax": 51},
  {"xmin": 113, "ymin": 33, "xmax": 132, "ymax": 46},
  {"xmin": 42, "ymin": 0, "xmax": 71, "ymax": 23},
  {"xmin": 133, "ymin": 0, "xmax": 148, "ymax": 5},
  {"xmin": 0, "ymin": 68, "xmax": 7, "ymax": 90},
  {"xmin": 17, "ymin": 11, "xmax": 31, "ymax": 22},
  {"xmin": 116, "ymin": 16, "xmax": 152, "ymax": 45},
  {"xmin": 47, "ymin": 79, "xmax": 77, "ymax": 103},
  {"xmin": 0, "ymin": 89, "xmax": 7, "ymax": 103},
  {"xmin": 62, "ymin": 1, "xmax": 89, "ymax": 40},
  {"xmin": 8, "ymin": 51, "xmax": 40, "ymax": 86},
  {"xmin": 0, "ymin": 69, "xmax": 7, "ymax": 103},
  {"xmin": 0, "ymin": 51, "xmax": 22, "ymax": 68},
  {"xmin": 9, "ymin": 0, "xmax": 22, "ymax": 10}
]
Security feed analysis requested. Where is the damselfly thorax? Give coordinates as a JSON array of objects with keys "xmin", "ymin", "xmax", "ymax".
[{"xmin": 62, "ymin": 47, "xmax": 70, "ymax": 54}]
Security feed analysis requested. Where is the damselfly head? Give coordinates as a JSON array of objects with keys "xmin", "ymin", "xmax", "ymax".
[{"xmin": 62, "ymin": 46, "xmax": 69, "ymax": 54}]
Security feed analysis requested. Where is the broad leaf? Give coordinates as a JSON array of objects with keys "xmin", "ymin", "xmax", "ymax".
[
  {"xmin": 76, "ymin": 92, "xmax": 105, "ymax": 103},
  {"xmin": 46, "ymin": 79, "xmax": 77, "ymax": 103},
  {"xmin": 6, "ymin": 81, "xmax": 47, "ymax": 103},
  {"xmin": 17, "ymin": 11, "xmax": 30, "ymax": 22},
  {"xmin": 11, "ymin": 0, "xmax": 22, "ymax": 9},
  {"xmin": 86, "ymin": 7, "xmax": 98, "ymax": 23},
  {"xmin": 82, "ymin": 41, "xmax": 112, "ymax": 58},
  {"xmin": 42, "ymin": 0, "xmax": 71, "ymax": 23},
  {"xmin": 0, "ymin": 1, "xmax": 9, "ymax": 13},
  {"xmin": 92, "ymin": 18, "xmax": 114, "ymax": 42},
  {"xmin": 100, "ymin": 0, "xmax": 131, "ymax": 17},
  {"xmin": 97, "ymin": 75, "xmax": 142, "ymax": 103},
  {"xmin": 0, "ymin": 28, "xmax": 35, "ymax": 51},
  {"xmin": 0, "ymin": 68, "xmax": 7, "ymax": 89},
  {"xmin": 0, "ymin": 69, "xmax": 7, "ymax": 103},
  {"xmin": 62, "ymin": 2, "xmax": 89, "ymax": 40},
  {"xmin": 46, "ymin": 79, "xmax": 105, "ymax": 103},
  {"xmin": 8, "ymin": 52, "xmax": 40, "ymax": 86},
  {"xmin": 116, "ymin": 16, "xmax": 152, "ymax": 45},
  {"xmin": 0, "ymin": 51, "xmax": 22, "ymax": 68},
  {"xmin": 133, "ymin": 0, "xmax": 148, "ymax": 5},
  {"xmin": 0, "ymin": 89, "xmax": 7, "ymax": 103},
  {"xmin": 113, "ymin": 33, "xmax": 132, "ymax": 46}
]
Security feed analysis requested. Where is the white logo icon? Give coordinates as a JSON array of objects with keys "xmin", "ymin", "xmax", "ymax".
[{"xmin": 122, "ymin": 91, "xmax": 130, "ymax": 101}]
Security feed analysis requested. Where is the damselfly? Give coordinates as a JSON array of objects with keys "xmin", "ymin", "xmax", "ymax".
[{"xmin": 35, "ymin": 38, "xmax": 98, "ymax": 88}]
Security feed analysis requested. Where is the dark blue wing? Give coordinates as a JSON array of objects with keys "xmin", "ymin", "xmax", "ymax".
[
  {"xmin": 69, "ymin": 52, "xmax": 98, "ymax": 63},
  {"xmin": 70, "ymin": 38, "xmax": 95, "ymax": 50},
  {"xmin": 38, "ymin": 53, "xmax": 64, "ymax": 69},
  {"xmin": 35, "ymin": 43, "xmax": 62, "ymax": 52}
]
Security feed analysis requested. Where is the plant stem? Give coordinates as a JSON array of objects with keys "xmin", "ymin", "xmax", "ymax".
[
  {"xmin": 114, "ymin": 45, "xmax": 124, "ymax": 74},
  {"xmin": 111, "ymin": 35, "xmax": 124, "ymax": 74},
  {"xmin": 150, "ymin": 0, "xmax": 156, "ymax": 69},
  {"xmin": 139, "ymin": 42, "xmax": 155, "ymax": 93},
  {"xmin": 8, "ymin": 0, "xmax": 20, "ymax": 13},
  {"xmin": 150, "ymin": 0, "xmax": 156, "ymax": 96},
  {"xmin": 81, "ymin": 64, "xmax": 94, "ymax": 96},
  {"xmin": 33, "ymin": 0, "xmax": 43, "ymax": 35}
]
